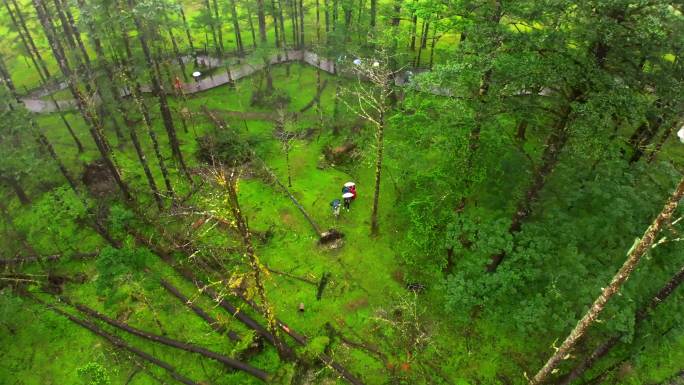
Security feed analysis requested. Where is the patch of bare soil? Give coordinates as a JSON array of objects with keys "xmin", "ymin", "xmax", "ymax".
[
  {"xmin": 319, "ymin": 229, "xmax": 345, "ymax": 249},
  {"xmin": 82, "ymin": 159, "xmax": 117, "ymax": 197},
  {"xmin": 345, "ymin": 297, "xmax": 369, "ymax": 311},
  {"xmin": 280, "ymin": 209, "xmax": 296, "ymax": 226},
  {"xmin": 324, "ymin": 142, "xmax": 359, "ymax": 165}
]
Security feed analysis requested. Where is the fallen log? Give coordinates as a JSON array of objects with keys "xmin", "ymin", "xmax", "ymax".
[
  {"xmin": 131, "ymin": 227, "xmax": 365, "ymax": 385},
  {"xmin": 33, "ymin": 296, "xmax": 200, "ymax": 385},
  {"xmin": 0, "ymin": 252, "xmax": 98, "ymax": 266},
  {"xmin": 265, "ymin": 266, "xmax": 317, "ymax": 286},
  {"xmin": 559, "ymin": 264, "xmax": 684, "ymax": 385},
  {"xmin": 66, "ymin": 299, "xmax": 270, "ymax": 382},
  {"xmin": 128, "ymin": 228, "xmax": 293, "ymax": 358},
  {"xmin": 235, "ymin": 291, "xmax": 366, "ymax": 385},
  {"xmin": 159, "ymin": 278, "xmax": 241, "ymax": 341}
]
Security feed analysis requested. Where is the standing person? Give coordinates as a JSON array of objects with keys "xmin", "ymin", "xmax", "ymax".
[
  {"xmin": 344, "ymin": 182, "xmax": 356, "ymax": 199},
  {"xmin": 330, "ymin": 199, "xmax": 341, "ymax": 218},
  {"xmin": 342, "ymin": 192, "xmax": 353, "ymax": 211}
]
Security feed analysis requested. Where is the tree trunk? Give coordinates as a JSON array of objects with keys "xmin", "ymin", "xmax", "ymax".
[
  {"xmin": 277, "ymin": 0, "xmax": 287, "ymax": 47},
  {"xmin": 315, "ymin": 0, "xmax": 320, "ymax": 42},
  {"xmin": 530, "ymin": 176, "xmax": 684, "ymax": 385},
  {"xmin": 134, "ymin": 220, "xmax": 364, "ymax": 385},
  {"xmin": 9, "ymin": 0, "xmax": 51, "ymax": 80},
  {"xmin": 128, "ymin": 118, "xmax": 163, "ymax": 210},
  {"xmin": 60, "ymin": 0, "xmax": 89, "ymax": 64},
  {"xmin": 271, "ymin": 0, "xmax": 281, "ymax": 48},
  {"xmin": 76, "ymin": 0, "xmax": 131, "ymax": 148},
  {"xmin": 333, "ymin": 80, "xmax": 341, "ymax": 120},
  {"xmin": 128, "ymin": 0, "xmax": 191, "ymax": 183},
  {"xmin": 39, "ymin": 300, "xmax": 201, "ymax": 385},
  {"xmin": 420, "ymin": 20, "xmax": 430, "ymax": 48},
  {"xmin": 414, "ymin": 20, "xmax": 426, "ymax": 67},
  {"xmin": 390, "ymin": 1, "xmax": 400, "ymax": 26},
  {"xmin": 69, "ymin": 301, "xmax": 269, "ymax": 380},
  {"xmin": 202, "ymin": 0, "xmax": 219, "ymax": 56},
  {"xmin": 629, "ymin": 109, "xmax": 667, "ymax": 164},
  {"xmin": 178, "ymin": 3, "xmax": 196, "ymax": 56},
  {"xmin": 229, "ymin": 0, "xmax": 244, "ymax": 55},
  {"xmin": 247, "ymin": 6, "xmax": 258, "ymax": 49},
  {"xmin": 264, "ymin": 59, "xmax": 274, "ymax": 93},
  {"xmin": 50, "ymin": 93, "xmax": 84, "ymax": 153},
  {"xmin": 121, "ymin": 34, "xmax": 175, "ymax": 197},
  {"xmin": 62, "ymin": 0, "xmax": 127, "ymax": 146},
  {"xmin": 290, "ymin": 0, "xmax": 299, "ymax": 47},
  {"xmin": 0, "ymin": 68, "xmax": 78, "ymax": 192},
  {"xmin": 370, "ymin": 0, "xmax": 376, "ymax": 27},
  {"xmin": 516, "ymin": 120, "xmax": 528, "ymax": 142},
  {"xmin": 370, "ymin": 111, "xmax": 385, "ymax": 236},
  {"xmin": 164, "ymin": 13, "xmax": 188, "ymax": 82},
  {"xmin": 428, "ymin": 23, "xmax": 438, "ymax": 69},
  {"xmin": 38, "ymin": 135, "xmax": 78, "ymax": 192},
  {"xmin": 0, "ymin": 55, "xmax": 20, "ymax": 103},
  {"xmin": 332, "ymin": 0, "xmax": 338, "ymax": 31},
  {"xmin": 256, "ymin": 0, "xmax": 267, "ymax": 43},
  {"xmin": 343, "ymin": 6, "xmax": 352, "ymax": 31},
  {"xmin": 451, "ymin": 0, "xmax": 502, "ymax": 223},
  {"xmin": 160, "ymin": 279, "xmax": 240, "ymax": 341},
  {"xmin": 647, "ymin": 120, "xmax": 679, "ymax": 163},
  {"xmin": 298, "ymin": 0, "xmax": 305, "ymax": 46},
  {"xmin": 52, "ymin": 0, "xmax": 76, "ymax": 48},
  {"xmin": 410, "ymin": 14, "xmax": 418, "ymax": 50},
  {"xmin": 224, "ymin": 176, "xmax": 295, "ymax": 362},
  {"xmin": 487, "ymin": 93, "xmax": 578, "ymax": 272},
  {"xmin": 356, "ymin": 0, "xmax": 363, "ymax": 29},
  {"xmin": 285, "ymin": 141, "xmax": 292, "ymax": 187},
  {"xmin": 508, "ymin": 112, "xmax": 571, "ymax": 236},
  {"xmin": 212, "ymin": 0, "xmax": 224, "ymax": 55},
  {"xmin": 32, "ymin": 0, "xmax": 132, "ymax": 202},
  {"xmin": 559, "ymin": 264, "xmax": 684, "ymax": 385},
  {"xmin": 324, "ymin": 0, "xmax": 329, "ymax": 33},
  {"xmin": 2, "ymin": 0, "xmax": 47, "ymax": 82},
  {"xmin": 6, "ymin": 177, "xmax": 30, "ymax": 205}
]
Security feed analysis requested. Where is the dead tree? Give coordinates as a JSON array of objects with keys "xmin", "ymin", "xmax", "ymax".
[
  {"xmin": 343, "ymin": 53, "xmax": 397, "ymax": 235},
  {"xmin": 217, "ymin": 168, "xmax": 295, "ymax": 362},
  {"xmin": 530, "ymin": 175, "xmax": 684, "ymax": 385},
  {"xmin": 559, "ymin": 264, "xmax": 684, "ymax": 385}
]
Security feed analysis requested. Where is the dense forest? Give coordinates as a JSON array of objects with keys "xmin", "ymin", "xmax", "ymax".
[{"xmin": 0, "ymin": 0, "xmax": 683, "ymax": 384}]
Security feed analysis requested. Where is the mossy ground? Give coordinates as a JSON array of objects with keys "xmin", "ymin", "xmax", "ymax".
[{"xmin": 2, "ymin": 51, "xmax": 681, "ymax": 385}]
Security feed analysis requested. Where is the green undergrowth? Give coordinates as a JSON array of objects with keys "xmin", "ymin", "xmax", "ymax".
[{"xmin": 3, "ymin": 58, "xmax": 681, "ymax": 385}]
